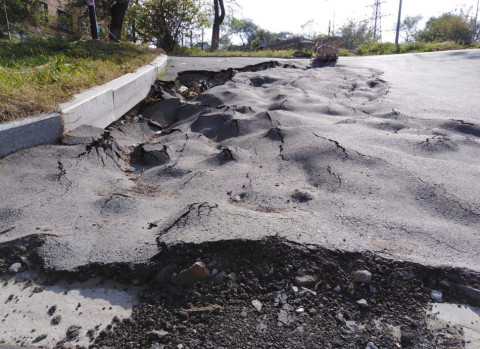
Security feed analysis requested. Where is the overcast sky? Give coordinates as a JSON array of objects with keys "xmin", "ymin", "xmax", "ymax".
[{"xmin": 235, "ymin": 0, "xmax": 479, "ymax": 42}]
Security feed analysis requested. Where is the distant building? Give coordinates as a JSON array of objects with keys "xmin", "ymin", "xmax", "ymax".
[
  {"xmin": 37, "ymin": 0, "xmax": 88, "ymax": 37},
  {"xmin": 268, "ymin": 37, "xmax": 316, "ymax": 51}
]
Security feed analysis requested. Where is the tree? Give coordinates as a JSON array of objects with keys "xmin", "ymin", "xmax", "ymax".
[
  {"xmin": 336, "ymin": 20, "xmax": 374, "ymax": 49},
  {"xmin": 136, "ymin": 0, "xmax": 207, "ymax": 52},
  {"xmin": 94, "ymin": 0, "xmax": 129, "ymax": 41},
  {"xmin": 227, "ymin": 17, "xmax": 258, "ymax": 46},
  {"xmin": 211, "ymin": 0, "xmax": 225, "ymax": 51},
  {"xmin": 416, "ymin": 12, "xmax": 473, "ymax": 44},
  {"xmin": 122, "ymin": 0, "xmax": 141, "ymax": 42},
  {"xmin": 0, "ymin": 0, "xmax": 39, "ymax": 39},
  {"xmin": 301, "ymin": 19, "xmax": 318, "ymax": 40},
  {"xmin": 399, "ymin": 15, "xmax": 422, "ymax": 43}
]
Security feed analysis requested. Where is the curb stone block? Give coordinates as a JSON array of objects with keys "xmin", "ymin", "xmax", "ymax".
[{"xmin": 0, "ymin": 113, "xmax": 62, "ymax": 158}]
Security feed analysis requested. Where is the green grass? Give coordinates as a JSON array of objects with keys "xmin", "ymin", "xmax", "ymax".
[
  {"xmin": 0, "ymin": 39, "xmax": 163, "ymax": 123},
  {"xmin": 355, "ymin": 41, "xmax": 480, "ymax": 56},
  {"xmin": 172, "ymin": 46, "xmax": 309, "ymax": 58}
]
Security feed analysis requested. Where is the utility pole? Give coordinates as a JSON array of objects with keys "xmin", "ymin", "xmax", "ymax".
[
  {"xmin": 395, "ymin": 0, "xmax": 403, "ymax": 45},
  {"xmin": 3, "ymin": 0, "xmax": 10, "ymax": 40},
  {"xmin": 474, "ymin": 0, "xmax": 479, "ymax": 42},
  {"xmin": 373, "ymin": 0, "xmax": 382, "ymax": 41}
]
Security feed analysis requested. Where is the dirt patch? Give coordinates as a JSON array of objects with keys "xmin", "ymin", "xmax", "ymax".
[{"xmin": 89, "ymin": 237, "xmax": 479, "ymax": 349}]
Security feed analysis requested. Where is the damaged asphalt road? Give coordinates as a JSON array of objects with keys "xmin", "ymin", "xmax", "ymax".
[{"xmin": 0, "ymin": 51, "xmax": 480, "ymax": 347}]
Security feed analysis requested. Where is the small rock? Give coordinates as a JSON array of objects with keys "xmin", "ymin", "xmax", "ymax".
[
  {"xmin": 211, "ymin": 268, "xmax": 219, "ymax": 276},
  {"xmin": 251, "ymin": 299, "xmax": 262, "ymax": 312},
  {"xmin": 32, "ymin": 334, "xmax": 47, "ymax": 343},
  {"xmin": 354, "ymin": 270, "xmax": 372, "ymax": 283},
  {"xmin": 295, "ymin": 307, "xmax": 305, "ymax": 314},
  {"xmin": 300, "ymin": 286, "xmax": 317, "ymax": 296},
  {"xmin": 51, "ymin": 315, "xmax": 62, "ymax": 325},
  {"xmin": 47, "ymin": 305, "xmax": 57, "ymax": 316},
  {"xmin": 214, "ymin": 271, "xmax": 226, "ymax": 283},
  {"xmin": 334, "ymin": 286, "xmax": 341, "ymax": 293},
  {"xmin": 346, "ymin": 320, "xmax": 358, "ymax": 333},
  {"xmin": 369, "ymin": 285, "xmax": 377, "ymax": 293},
  {"xmin": 175, "ymin": 262, "xmax": 210, "ymax": 284},
  {"xmin": 366, "ymin": 342, "xmax": 379, "ymax": 349},
  {"xmin": 178, "ymin": 86, "xmax": 189, "ymax": 94},
  {"xmin": 294, "ymin": 275, "xmax": 319, "ymax": 287},
  {"xmin": 292, "ymin": 286, "xmax": 299, "ymax": 293},
  {"xmin": 177, "ymin": 345, "xmax": 184, "ymax": 349},
  {"xmin": 439, "ymin": 280, "xmax": 451, "ymax": 287},
  {"xmin": 430, "ymin": 290, "xmax": 443, "ymax": 303},
  {"xmin": 357, "ymin": 299, "xmax": 369, "ymax": 308},
  {"xmin": 149, "ymin": 329, "xmax": 169, "ymax": 340},
  {"xmin": 399, "ymin": 270, "xmax": 414, "ymax": 280},
  {"xmin": 66, "ymin": 325, "xmax": 81, "ymax": 340},
  {"xmin": 8, "ymin": 263, "xmax": 22, "ymax": 273},
  {"xmin": 228, "ymin": 273, "xmax": 237, "ymax": 281}
]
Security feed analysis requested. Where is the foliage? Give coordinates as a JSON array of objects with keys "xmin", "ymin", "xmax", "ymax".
[
  {"xmin": 415, "ymin": 12, "xmax": 473, "ymax": 44},
  {"xmin": 336, "ymin": 19, "xmax": 374, "ymax": 49},
  {"xmin": 0, "ymin": 0, "xmax": 41, "ymax": 38},
  {"xmin": 135, "ymin": 0, "xmax": 207, "ymax": 52},
  {"xmin": 0, "ymin": 38, "xmax": 162, "ymax": 122},
  {"xmin": 355, "ymin": 41, "xmax": 480, "ymax": 55},
  {"xmin": 227, "ymin": 17, "xmax": 258, "ymax": 46},
  {"xmin": 300, "ymin": 19, "xmax": 319, "ymax": 40},
  {"xmin": 399, "ymin": 15, "xmax": 422, "ymax": 43}
]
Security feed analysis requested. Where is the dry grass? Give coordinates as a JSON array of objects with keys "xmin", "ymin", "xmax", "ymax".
[{"xmin": 0, "ymin": 39, "xmax": 163, "ymax": 123}]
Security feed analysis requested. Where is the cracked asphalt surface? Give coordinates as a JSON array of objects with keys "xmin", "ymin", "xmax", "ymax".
[{"xmin": 1, "ymin": 50, "xmax": 480, "ymax": 275}]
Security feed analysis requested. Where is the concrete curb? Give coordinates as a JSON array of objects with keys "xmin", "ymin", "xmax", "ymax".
[
  {"xmin": 0, "ymin": 113, "xmax": 62, "ymax": 159},
  {"xmin": 0, "ymin": 55, "xmax": 167, "ymax": 159}
]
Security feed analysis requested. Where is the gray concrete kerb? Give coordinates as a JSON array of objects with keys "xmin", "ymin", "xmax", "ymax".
[
  {"xmin": 0, "ymin": 54, "xmax": 167, "ymax": 159},
  {"xmin": 61, "ymin": 54, "xmax": 168, "ymax": 133}
]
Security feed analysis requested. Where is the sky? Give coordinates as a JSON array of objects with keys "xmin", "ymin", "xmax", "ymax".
[{"xmin": 234, "ymin": 0, "xmax": 480, "ymax": 43}]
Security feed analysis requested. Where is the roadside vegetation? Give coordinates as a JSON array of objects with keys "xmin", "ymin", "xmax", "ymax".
[
  {"xmin": 1, "ymin": 0, "xmax": 479, "ymax": 123},
  {"xmin": 0, "ymin": 39, "xmax": 162, "ymax": 123}
]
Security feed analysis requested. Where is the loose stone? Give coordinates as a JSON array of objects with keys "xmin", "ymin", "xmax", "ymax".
[
  {"xmin": 346, "ymin": 321, "xmax": 358, "ymax": 333},
  {"xmin": 357, "ymin": 299, "xmax": 369, "ymax": 308},
  {"xmin": 251, "ymin": 299, "xmax": 262, "ymax": 312},
  {"xmin": 366, "ymin": 342, "xmax": 379, "ymax": 349},
  {"xmin": 295, "ymin": 307, "xmax": 305, "ymax": 314},
  {"xmin": 8, "ymin": 263, "xmax": 22, "ymax": 273},
  {"xmin": 354, "ymin": 270, "xmax": 372, "ymax": 283},
  {"xmin": 66, "ymin": 325, "xmax": 81, "ymax": 340},
  {"xmin": 294, "ymin": 275, "xmax": 319, "ymax": 287},
  {"xmin": 430, "ymin": 290, "xmax": 443, "ymax": 303},
  {"xmin": 52, "ymin": 315, "xmax": 62, "ymax": 325}
]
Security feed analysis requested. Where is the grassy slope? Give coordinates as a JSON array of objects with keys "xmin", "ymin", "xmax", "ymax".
[{"xmin": 0, "ymin": 39, "xmax": 163, "ymax": 123}]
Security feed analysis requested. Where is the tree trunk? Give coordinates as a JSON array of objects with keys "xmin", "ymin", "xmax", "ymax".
[
  {"xmin": 109, "ymin": 1, "xmax": 129, "ymax": 42},
  {"xmin": 211, "ymin": 0, "xmax": 225, "ymax": 52}
]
